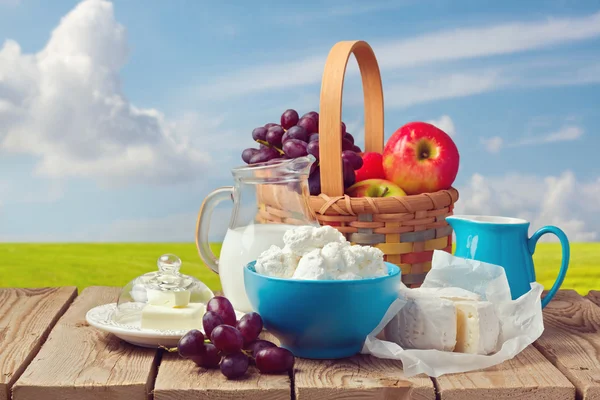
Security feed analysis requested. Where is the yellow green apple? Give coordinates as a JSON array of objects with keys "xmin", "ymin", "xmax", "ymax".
[{"xmin": 346, "ymin": 179, "xmax": 407, "ymax": 197}]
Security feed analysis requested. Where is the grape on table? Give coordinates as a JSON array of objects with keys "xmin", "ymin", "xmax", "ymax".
[
  {"xmin": 211, "ymin": 325, "xmax": 244, "ymax": 354},
  {"xmin": 237, "ymin": 312, "xmax": 264, "ymax": 345},
  {"xmin": 220, "ymin": 352, "xmax": 250, "ymax": 379},
  {"xmin": 191, "ymin": 343, "xmax": 221, "ymax": 369},
  {"xmin": 203, "ymin": 310, "xmax": 224, "ymax": 338},
  {"xmin": 177, "ymin": 329, "xmax": 205, "ymax": 359},
  {"xmin": 175, "ymin": 295, "xmax": 297, "ymax": 379},
  {"xmin": 255, "ymin": 347, "xmax": 295, "ymax": 374}
]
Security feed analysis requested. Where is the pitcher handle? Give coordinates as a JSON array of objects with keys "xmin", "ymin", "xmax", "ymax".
[
  {"xmin": 195, "ymin": 186, "xmax": 234, "ymax": 274},
  {"xmin": 528, "ymin": 226, "xmax": 570, "ymax": 308}
]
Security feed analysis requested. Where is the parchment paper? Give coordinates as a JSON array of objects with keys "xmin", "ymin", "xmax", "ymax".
[{"xmin": 361, "ymin": 250, "xmax": 544, "ymax": 377}]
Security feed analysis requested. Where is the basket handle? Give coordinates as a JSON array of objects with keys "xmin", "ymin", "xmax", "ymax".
[{"xmin": 318, "ymin": 40, "xmax": 384, "ymax": 197}]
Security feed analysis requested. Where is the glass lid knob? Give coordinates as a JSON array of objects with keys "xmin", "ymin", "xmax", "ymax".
[{"xmin": 157, "ymin": 254, "xmax": 182, "ymax": 274}]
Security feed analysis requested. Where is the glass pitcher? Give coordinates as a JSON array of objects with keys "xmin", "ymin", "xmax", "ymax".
[{"xmin": 196, "ymin": 155, "xmax": 319, "ymax": 313}]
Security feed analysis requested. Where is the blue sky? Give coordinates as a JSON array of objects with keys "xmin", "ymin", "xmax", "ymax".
[{"xmin": 0, "ymin": 0, "xmax": 599, "ymax": 242}]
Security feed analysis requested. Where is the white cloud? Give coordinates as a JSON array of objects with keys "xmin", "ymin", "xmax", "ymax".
[
  {"xmin": 482, "ymin": 125, "xmax": 584, "ymax": 153},
  {"xmin": 456, "ymin": 171, "xmax": 600, "ymax": 242},
  {"xmin": 374, "ymin": 12, "xmax": 600, "ymax": 70},
  {"xmin": 481, "ymin": 136, "xmax": 504, "ymax": 153},
  {"xmin": 426, "ymin": 115, "xmax": 456, "ymax": 137},
  {"xmin": 195, "ymin": 11, "xmax": 600, "ymax": 100},
  {"xmin": 518, "ymin": 125, "xmax": 584, "ymax": 145},
  {"xmin": 368, "ymin": 70, "xmax": 507, "ymax": 109},
  {"xmin": 0, "ymin": 0, "xmax": 216, "ymax": 187}
]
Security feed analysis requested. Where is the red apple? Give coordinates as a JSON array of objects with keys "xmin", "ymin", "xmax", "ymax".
[
  {"xmin": 346, "ymin": 179, "xmax": 407, "ymax": 198},
  {"xmin": 383, "ymin": 122, "xmax": 459, "ymax": 195},
  {"xmin": 354, "ymin": 152, "xmax": 385, "ymax": 183}
]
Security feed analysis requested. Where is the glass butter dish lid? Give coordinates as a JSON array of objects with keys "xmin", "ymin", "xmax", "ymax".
[{"xmin": 114, "ymin": 254, "xmax": 215, "ymax": 332}]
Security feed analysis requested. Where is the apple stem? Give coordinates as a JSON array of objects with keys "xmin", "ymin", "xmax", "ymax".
[{"xmin": 381, "ymin": 187, "xmax": 389, "ymax": 197}]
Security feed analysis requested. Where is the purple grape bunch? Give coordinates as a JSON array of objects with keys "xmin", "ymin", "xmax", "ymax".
[
  {"xmin": 241, "ymin": 109, "xmax": 363, "ymax": 195},
  {"xmin": 175, "ymin": 296, "xmax": 295, "ymax": 380}
]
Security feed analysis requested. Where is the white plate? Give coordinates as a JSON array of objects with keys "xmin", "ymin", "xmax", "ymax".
[{"xmin": 85, "ymin": 303, "xmax": 245, "ymax": 348}]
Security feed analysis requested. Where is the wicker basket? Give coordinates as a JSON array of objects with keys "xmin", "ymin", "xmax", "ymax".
[{"xmin": 258, "ymin": 40, "xmax": 459, "ymax": 288}]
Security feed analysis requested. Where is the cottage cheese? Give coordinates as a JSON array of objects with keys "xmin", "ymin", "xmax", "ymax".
[
  {"xmin": 254, "ymin": 245, "xmax": 300, "ymax": 278},
  {"xmin": 283, "ymin": 225, "xmax": 347, "ymax": 256},
  {"xmin": 255, "ymin": 226, "xmax": 387, "ymax": 280}
]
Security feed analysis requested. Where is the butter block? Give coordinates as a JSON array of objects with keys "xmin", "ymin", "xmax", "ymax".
[
  {"xmin": 385, "ymin": 296, "xmax": 457, "ymax": 352},
  {"xmin": 147, "ymin": 289, "xmax": 190, "ymax": 308},
  {"xmin": 454, "ymin": 300, "xmax": 500, "ymax": 355},
  {"xmin": 141, "ymin": 303, "xmax": 204, "ymax": 330}
]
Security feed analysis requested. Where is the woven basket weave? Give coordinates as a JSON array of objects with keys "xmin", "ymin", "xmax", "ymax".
[{"xmin": 258, "ymin": 40, "xmax": 459, "ymax": 287}]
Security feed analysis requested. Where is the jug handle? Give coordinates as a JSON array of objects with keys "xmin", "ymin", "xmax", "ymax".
[
  {"xmin": 528, "ymin": 226, "xmax": 570, "ymax": 308},
  {"xmin": 195, "ymin": 186, "xmax": 233, "ymax": 274}
]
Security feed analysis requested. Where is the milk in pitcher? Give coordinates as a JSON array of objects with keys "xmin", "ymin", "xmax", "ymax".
[{"xmin": 219, "ymin": 223, "xmax": 296, "ymax": 312}]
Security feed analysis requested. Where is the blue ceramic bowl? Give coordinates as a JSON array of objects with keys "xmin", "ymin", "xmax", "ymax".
[{"xmin": 243, "ymin": 261, "xmax": 401, "ymax": 359}]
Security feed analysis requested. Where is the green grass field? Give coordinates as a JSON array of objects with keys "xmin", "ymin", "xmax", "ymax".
[{"xmin": 0, "ymin": 243, "xmax": 598, "ymax": 295}]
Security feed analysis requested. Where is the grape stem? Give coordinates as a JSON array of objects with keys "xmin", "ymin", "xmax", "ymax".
[
  {"xmin": 158, "ymin": 345, "xmax": 178, "ymax": 353},
  {"xmin": 242, "ymin": 349, "xmax": 254, "ymax": 358},
  {"xmin": 255, "ymin": 139, "xmax": 285, "ymax": 155}
]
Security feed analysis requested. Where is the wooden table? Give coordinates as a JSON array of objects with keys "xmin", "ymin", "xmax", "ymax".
[{"xmin": 1, "ymin": 287, "xmax": 600, "ymax": 399}]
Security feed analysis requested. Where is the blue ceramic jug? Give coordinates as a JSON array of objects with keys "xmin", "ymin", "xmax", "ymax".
[{"xmin": 446, "ymin": 215, "xmax": 570, "ymax": 308}]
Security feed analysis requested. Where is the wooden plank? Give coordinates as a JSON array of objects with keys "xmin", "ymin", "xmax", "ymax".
[
  {"xmin": 586, "ymin": 290, "xmax": 600, "ymax": 308},
  {"xmin": 533, "ymin": 290, "xmax": 600, "ymax": 400},
  {"xmin": 12, "ymin": 286, "xmax": 159, "ymax": 400},
  {"xmin": 435, "ymin": 345, "xmax": 574, "ymax": 399},
  {"xmin": 0, "ymin": 287, "xmax": 77, "ymax": 400},
  {"xmin": 154, "ymin": 331, "xmax": 291, "ymax": 400},
  {"xmin": 294, "ymin": 355, "xmax": 434, "ymax": 399}
]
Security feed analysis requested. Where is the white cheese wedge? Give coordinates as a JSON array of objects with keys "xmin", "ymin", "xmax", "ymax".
[
  {"xmin": 454, "ymin": 300, "xmax": 500, "ymax": 355},
  {"xmin": 384, "ymin": 295, "xmax": 457, "ymax": 352},
  {"xmin": 413, "ymin": 287, "xmax": 481, "ymax": 302},
  {"xmin": 141, "ymin": 303, "xmax": 204, "ymax": 330},
  {"xmin": 147, "ymin": 289, "xmax": 190, "ymax": 308}
]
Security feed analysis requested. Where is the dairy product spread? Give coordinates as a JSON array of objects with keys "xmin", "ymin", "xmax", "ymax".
[
  {"xmin": 385, "ymin": 286, "xmax": 500, "ymax": 355},
  {"xmin": 140, "ymin": 288, "xmax": 204, "ymax": 330},
  {"xmin": 255, "ymin": 225, "xmax": 387, "ymax": 280},
  {"xmin": 454, "ymin": 300, "xmax": 500, "ymax": 354},
  {"xmin": 385, "ymin": 294, "xmax": 457, "ymax": 352},
  {"xmin": 141, "ymin": 303, "xmax": 204, "ymax": 330},
  {"xmin": 147, "ymin": 289, "xmax": 191, "ymax": 308}
]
